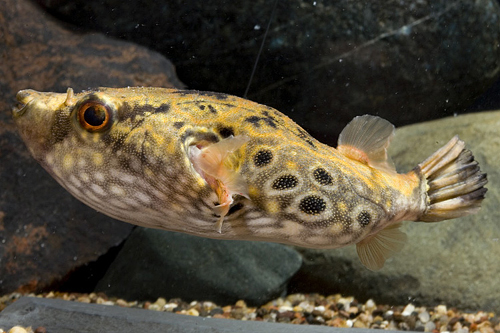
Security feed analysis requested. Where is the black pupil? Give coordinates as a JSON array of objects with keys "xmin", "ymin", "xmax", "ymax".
[{"xmin": 84, "ymin": 106, "xmax": 106, "ymax": 126}]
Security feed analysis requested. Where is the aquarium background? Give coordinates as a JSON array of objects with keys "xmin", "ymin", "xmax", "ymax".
[{"xmin": 1, "ymin": 0, "xmax": 500, "ymax": 318}]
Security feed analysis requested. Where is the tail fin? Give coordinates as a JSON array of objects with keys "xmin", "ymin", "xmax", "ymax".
[{"xmin": 417, "ymin": 136, "xmax": 487, "ymax": 222}]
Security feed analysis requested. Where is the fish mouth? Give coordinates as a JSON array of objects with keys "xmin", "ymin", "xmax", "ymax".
[{"xmin": 12, "ymin": 89, "xmax": 38, "ymax": 117}]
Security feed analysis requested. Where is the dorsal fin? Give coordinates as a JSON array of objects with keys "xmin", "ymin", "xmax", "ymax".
[{"xmin": 337, "ymin": 115, "xmax": 396, "ymax": 173}]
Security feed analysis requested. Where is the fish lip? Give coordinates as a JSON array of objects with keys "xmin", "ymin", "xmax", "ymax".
[
  {"xmin": 12, "ymin": 89, "xmax": 37, "ymax": 117},
  {"xmin": 12, "ymin": 102, "xmax": 27, "ymax": 117}
]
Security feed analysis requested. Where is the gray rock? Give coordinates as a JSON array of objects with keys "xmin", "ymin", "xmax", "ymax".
[
  {"xmin": 290, "ymin": 111, "xmax": 500, "ymax": 311},
  {"xmin": 38, "ymin": 0, "xmax": 500, "ymax": 145},
  {"xmin": 95, "ymin": 228, "xmax": 302, "ymax": 306},
  {"xmin": 0, "ymin": 296, "xmax": 388, "ymax": 333},
  {"xmin": 0, "ymin": 0, "xmax": 182, "ymax": 294}
]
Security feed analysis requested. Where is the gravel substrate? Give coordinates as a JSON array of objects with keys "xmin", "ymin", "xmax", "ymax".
[{"xmin": 1, "ymin": 292, "xmax": 499, "ymax": 333}]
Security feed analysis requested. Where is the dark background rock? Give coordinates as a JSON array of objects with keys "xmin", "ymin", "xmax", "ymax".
[
  {"xmin": 0, "ymin": 0, "xmax": 182, "ymax": 294},
  {"xmin": 37, "ymin": 0, "xmax": 500, "ymax": 144},
  {"xmin": 289, "ymin": 111, "xmax": 500, "ymax": 311},
  {"xmin": 95, "ymin": 228, "xmax": 303, "ymax": 306}
]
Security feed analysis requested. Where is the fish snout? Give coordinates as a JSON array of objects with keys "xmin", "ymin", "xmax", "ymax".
[
  {"xmin": 12, "ymin": 89, "xmax": 74, "ymax": 159},
  {"xmin": 13, "ymin": 89, "xmax": 40, "ymax": 117}
]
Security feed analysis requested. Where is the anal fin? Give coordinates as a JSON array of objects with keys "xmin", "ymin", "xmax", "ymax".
[{"xmin": 356, "ymin": 223, "xmax": 407, "ymax": 271}]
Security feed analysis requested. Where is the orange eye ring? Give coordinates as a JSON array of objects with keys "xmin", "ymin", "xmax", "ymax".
[{"xmin": 77, "ymin": 102, "xmax": 112, "ymax": 132}]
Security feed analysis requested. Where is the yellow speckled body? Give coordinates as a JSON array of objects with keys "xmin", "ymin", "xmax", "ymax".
[{"xmin": 13, "ymin": 87, "xmax": 486, "ymax": 269}]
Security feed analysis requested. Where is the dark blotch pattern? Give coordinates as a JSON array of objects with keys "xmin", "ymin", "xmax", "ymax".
[
  {"xmin": 136, "ymin": 104, "xmax": 156, "ymax": 114},
  {"xmin": 107, "ymin": 117, "xmax": 145, "ymax": 150},
  {"xmin": 245, "ymin": 113, "xmax": 277, "ymax": 129},
  {"xmin": 246, "ymin": 116, "xmax": 262, "ymax": 128},
  {"xmin": 253, "ymin": 149, "xmax": 273, "ymax": 167},
  {"xmin": 119, "ymin": 102, "xmax": 159, "ymax": 121},
  {"xmin": 208, "ymin": 105, "xmax": 217, "ymax": 114},
  {"xmin": 272, "ymin": 175, "xmax": 299, "ymax": 190},
  {"xmin": 295, "ymin": 127, "xmax": 316, "ymax": 148},
  {"xmin": 357, "ymin": 211, "xmax": 371, "ymax": 227},
  {"xmin": 156, "ymin": 103, "xmax": 170, "ymax": 113},
  {"xmin": 173, "ymin": 121, "xmax": 185, "ymax": 129},
  {"xmin": 313, "ymin": 168, "xmax": 333, "ymax": 185},
  {"xmin": 299, "ymin": 195, "xmax": 326, "ymax": 215},
  {"xmin": 218, "ymin": 126, "xmax": 234, "ymax": 138}
]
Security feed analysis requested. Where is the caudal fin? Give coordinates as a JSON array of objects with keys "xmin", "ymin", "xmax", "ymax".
[{"xmin": 417, "ymin": 136, "xmax": 487, "ymax": 222}]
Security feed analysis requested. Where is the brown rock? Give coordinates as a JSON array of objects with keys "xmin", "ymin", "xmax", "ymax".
[{"xmin": 0, "ymin": 0, "xmax": 182, "ymax": 294}]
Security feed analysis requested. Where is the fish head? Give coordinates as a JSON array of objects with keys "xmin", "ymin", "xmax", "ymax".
[
  {"xmin": 14, "ymin": 89, "xmax": 76, "ymax": 160},
  {"xmin": 12, "ymin": 87, "xmax": 207, "ymax": 228}
]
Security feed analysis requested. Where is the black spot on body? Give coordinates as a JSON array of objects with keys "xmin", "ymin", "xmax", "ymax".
[
  {"xmin": 264, "ymin": 118, "xmax": 277, "ymax": 128},
  {"xmin": 313, "ymin": 168, "xmax": 333, "ymax": 185},
  {"xmin": 198, "ymin": 104, "xmax": 206, "ymax": 110},
  {"xmin": 253, "ymin": 149, "xmax": 273, "ymax": 167},
  {"xmin": 357, "ymin": 211, "xmax": 371, "ymax": 227},
  {"xmin": 246, "ymin": 116, "xmax": 261, "ymax": 128},
  {"xmin": 156, "ymin": 103, "xmax": 170, "ymax": 113},
  {"xmin": 299, "ymin": 195, "xmax": 326, "ymax": 215},
  {"xmin": 208, "ymin": 105, "xmax": 217, "ymax": 114},
  {"xmin": 272, "ymin": 175, "xmax": 299, "ymax": 190},
  {"xmin": 173, "ymin": 121, "xmax": 185, "ymax": 129},
  {"xmin": 218, "ymin": 126, "xmax": 234, "ymax": 138},
  {"xmin": 119, "ymin": 102, "xmax": 160, "ymax": 121},
  {"xmin": 245, "ymin": 113, "xmax": 277, "ymax": 129}
]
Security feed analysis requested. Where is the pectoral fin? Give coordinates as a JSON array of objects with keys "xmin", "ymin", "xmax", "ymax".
[
  {"xmin": 188, "ymin": 135, "xmax": 250, "ymax": 233},
  {"xmin": 356, "ymin": 223, "xmax": 407, "ymax": 271}
]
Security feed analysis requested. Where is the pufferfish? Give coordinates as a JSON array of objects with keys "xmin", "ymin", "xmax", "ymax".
[{"xmin": 12, "ymin": 87, "xmax": 487, "ymax": 270}]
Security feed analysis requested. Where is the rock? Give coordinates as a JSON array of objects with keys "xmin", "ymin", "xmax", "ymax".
[
  {"xmin": 0, "ymin": 0, "xmax": 182, "ymax": 294},
  {"xmin": 289, "ymin": 111, "xmax": 500, "ymax": 311},
  {"xmin": 0, "ymin": 296, "xmax": 360, "ymax": 333},
  {"xmin": 38, "ymin": 0, "xmax": 500, "ymax": 144},
  {"xmin": 95, "ymin": 228, "xmax": 302, "ymax": 306}
]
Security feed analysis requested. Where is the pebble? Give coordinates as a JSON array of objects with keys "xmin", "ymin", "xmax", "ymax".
[
  {"xmin": 402, "ymin": 303, "xmax": 415, "ymax": 316},
  {"xmin": 437, "ymin": 305, "xmax": 448, "ymax": 315},
  {"xmin": 185, "ymin": 308, "xmax": 199, "ymax": 316},
  {"xmin": 8, "ymin": 327, "xmax": 30, "ymax": 333},
  {"xmin": 364, "ymin": 299, "xmax": 376, "ymax": 312},
  {"xmin": 1, "ymin": 291, "xmax": 500, "ymax": 332},
  {"xmin": 425, "ymin": 320, "xmax": 437, "ymax": 331},
  {"xmin": 418, "ymin": 310, "xmax": 430, "ymax": 323}
]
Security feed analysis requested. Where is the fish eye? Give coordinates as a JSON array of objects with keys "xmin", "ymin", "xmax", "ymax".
[{"xmin": 77, "ymin": 102, "xmax": 112, "ymax": 132}]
